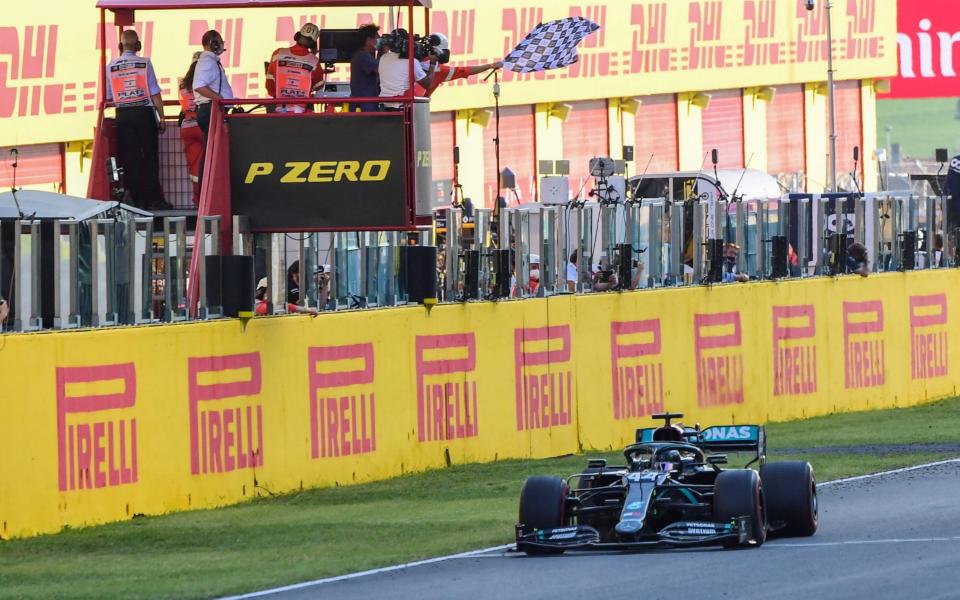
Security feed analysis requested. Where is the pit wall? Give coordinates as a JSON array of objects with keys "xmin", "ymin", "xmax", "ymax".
[{"xmin": 1, "ymin": 270, "xmax": 954, "ymax": 538}]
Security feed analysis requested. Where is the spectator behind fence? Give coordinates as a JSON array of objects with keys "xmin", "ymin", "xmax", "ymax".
[
  {"xmin": 592, "ymin": 256, "xmax": 618, "ymax": 292},
  {"xmin": 566, "ymin": 251, "xmax": 578, "ymax": 292},
  {"xmin": 255, "ymin": 278, "xmax": 319, "ymax": 316},
  {"xmin": 847, "ymin": 242, "xmax": 870, "ymax": 277},
  {"xmin": 722, "ymin": 243, "xmax": 750, "ymax": 283},
  {"xmin": 529, "ymin": 254, "xmax": 540, "ymax": 295}
]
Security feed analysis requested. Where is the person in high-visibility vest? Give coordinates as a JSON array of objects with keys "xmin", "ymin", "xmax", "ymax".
[
  {"xmin": 265, "ymin": 23, "xmax": 325, "ymax": 113},
  {"xmin": 414, "ymin": 34, "xmax": 502, "ymax": 98},
  {"xmin": 105, "ymin": 29, "xmax": 170, "ymax": 210},
  {"xmin": 178, "ymin": 52, "xmax": 203, "ymax": 205}
]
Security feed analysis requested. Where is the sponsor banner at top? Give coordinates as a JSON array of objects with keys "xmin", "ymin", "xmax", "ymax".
[
  {"xmin": 1, "ymin": 0, "xmax": 896, "ymax": 147},
  {"xmin": 881, "ymin": 0, "xmax": 960, "ymax": 99}
]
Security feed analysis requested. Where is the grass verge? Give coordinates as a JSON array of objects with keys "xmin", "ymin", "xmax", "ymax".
[{"xmin": 2, "ymin": 398, "xmax": 960, "ymax": 600}]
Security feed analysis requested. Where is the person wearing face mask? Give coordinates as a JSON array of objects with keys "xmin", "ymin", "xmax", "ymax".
[
  {"xmin": 722, "ymin": 243, "xmax": 749, "ymax": 283},
  {"xmin": 529, "ymin": 254, "xmax": 541, "ymax": 294},
  {"xmin": 193, "ymin": 30, "xmax": 234, "ymax": 190}
]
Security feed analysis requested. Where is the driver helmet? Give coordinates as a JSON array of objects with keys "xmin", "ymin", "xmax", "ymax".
[
  {"xmin": 295, "ymin": 23, "xmax": 320, "ymax": 49},
  {"xmin": 656, "ymin": 449, "xmax": 682, "ymax": 473}
]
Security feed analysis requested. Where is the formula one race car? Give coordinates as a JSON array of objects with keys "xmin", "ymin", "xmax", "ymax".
[{"xmin": 515, "ymin": 412, "xmax": 817, "ymax": 553}]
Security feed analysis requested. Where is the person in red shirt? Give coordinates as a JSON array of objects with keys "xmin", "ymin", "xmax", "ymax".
[
  {"xmin": 265, "ymin": 23, "xmax": 325, "ymax": 113},
  {"xmin": 178, "ymin": 52, "xmax": 203, "ymax": 205},
  {"xmin": 414, "ymin": 33, "xmax": 502, "ymax": 97}
]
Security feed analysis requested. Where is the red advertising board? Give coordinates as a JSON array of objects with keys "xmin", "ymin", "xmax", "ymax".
[{"xmin": 882, "ymin": 0, "xmax": 960, "ymax": 99}]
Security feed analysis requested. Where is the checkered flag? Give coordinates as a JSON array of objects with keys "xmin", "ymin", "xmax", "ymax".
[{"xmin": 503, "ymin": 17, "xmax": 600, "ymax": 73}]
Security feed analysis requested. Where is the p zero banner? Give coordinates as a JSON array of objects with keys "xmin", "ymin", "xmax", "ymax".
[
  {"xmin": 2, "ymin": 270, "xmax": 957, "ymax": 539},
  {"xmin": 1, "ymin": 0, "xmax": 897, "ymax": 147},
  {"xmin": 882, "ymin": 0, "xmax": 960, "ymax": 99},
  {"xmin": 229, "ymin": 114, "xmax": 408, "ymax": 231}
]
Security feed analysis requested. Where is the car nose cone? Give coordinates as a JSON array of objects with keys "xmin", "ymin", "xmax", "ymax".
[{"xmin": 615, "ymin": 519, "xmax": 643, "ymax": 536}]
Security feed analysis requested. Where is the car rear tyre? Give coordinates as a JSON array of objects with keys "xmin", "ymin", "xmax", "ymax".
[
  {"xmin": 760, "ymin": 461, "xmax": 818, "ymax": 537},
  {"xmin": 713, "ymin": 469, "xmax": 766, "ymax": 548},
  {"xmin": 518, "ymin": 476, "xmax": 570, "ymax": 555}
]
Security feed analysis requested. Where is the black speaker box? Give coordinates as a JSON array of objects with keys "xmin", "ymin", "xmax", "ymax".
[
  {"xmin": 406, "ymin": 246, "xmax": 437, "ymax": 304},
  {"xmin": 216, "ymin": 255, "xmax": 254, "ymax": 317}
]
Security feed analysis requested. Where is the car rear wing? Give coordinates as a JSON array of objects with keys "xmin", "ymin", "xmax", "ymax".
[{"xmin": 635, "ymin": 425, "xmax": 766, "ymax": 461}]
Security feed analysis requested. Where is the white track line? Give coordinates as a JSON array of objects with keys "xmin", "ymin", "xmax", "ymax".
[
  {"xmin": 770, "ymin": 536, "xmax": 960, "ymax": 548},
  {"xmin": 817, "ymin": 457, "xmax": 960, "ymax": 487},
  {"xmin": 219, "ymin": 544, "xmax": 513, "ymax": 599},
  {"xmin": 222, "ymin": 457, "xmax": 960, "ymax": 599}
]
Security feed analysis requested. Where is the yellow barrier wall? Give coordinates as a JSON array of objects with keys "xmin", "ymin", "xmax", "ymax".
[{"xmin": 1, "ymin": 271, "xmax": 955, "ymax": 539}]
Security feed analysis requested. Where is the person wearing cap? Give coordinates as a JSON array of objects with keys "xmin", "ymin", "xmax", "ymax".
[
  {"xmin": 178, "ymin": 51, "xmax": 203, "ymax": 205},
  {"xmin": 529, "ymin": 254, "xmax": 541, "ymax": 295},
  {"xmin": 266, "ymin": 23, "xmax": 325, "ymax": 114},
  {"xmin": 413, "ymin": 33, "xmax": 502, "ymax": 98},
  {"xmin": 254, "ymin": 275, "xmax": 329, "ymax": 316},
  {"xmin": 106, "ymin": 29, "xmax": 169, "ymax": 210}
]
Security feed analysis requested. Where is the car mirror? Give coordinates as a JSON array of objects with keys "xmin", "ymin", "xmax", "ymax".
[{"xmin": 706, "ymin": 455, "xmax": 728, "ymax": 465}]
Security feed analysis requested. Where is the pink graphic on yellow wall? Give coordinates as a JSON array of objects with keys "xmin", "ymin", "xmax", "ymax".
[
  {"xmin": 909, "ymin": 294, "xmax": 948, "ymax": 380},
  {"xmin": 842, "ymin": 300, "xmax": 886, "ymax": 389},
  {"xmin": 415, "ymin": 333, "xmax": 478, "ymax": 442},
  {"xmin": 514, "ymin": 325, "xmax": 573, "ymax": 431},
  {"xmin": 188, "ymin": 352, "xmax": 263, "ymax": 475},
  {"xmin": 610, "ymin": 319, "xmax": 665, "ymax": 420},
  {"xmin": 772, "ymin": 305, "xmax": 817, "ymax": 397},
  {"xmin": 694, "ymin": 312, "xmax": 744, "ymax": 406},
  {"xmin": 308, "ymin": 344, "xmax": 376, "ymax": 459},
  {"xmin": 56, "ymin": 363, "xmax": 138, "ymax": 492}
]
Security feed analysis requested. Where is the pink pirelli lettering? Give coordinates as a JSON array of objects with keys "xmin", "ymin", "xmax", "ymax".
[
  {"xmin": 188, "ymin": 353, "xmax": 263, "ymax": 475},
  {"xmin": 514, "ymin": 325, "xmax": 573, "ymax": 431},
  {"xmin": 56, "ymin": 363, "xmax": 138, "ymax": 492}
]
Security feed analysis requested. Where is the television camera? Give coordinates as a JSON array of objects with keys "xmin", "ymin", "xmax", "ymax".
[{"xmin": 377, "ymin": 29, "xmax": 450, "ymax": 63}]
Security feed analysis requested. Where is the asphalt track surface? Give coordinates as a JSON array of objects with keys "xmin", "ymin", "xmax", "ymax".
[{"xmin": 236, "ymin": 460, "xmax": 960, "ymax": 600}]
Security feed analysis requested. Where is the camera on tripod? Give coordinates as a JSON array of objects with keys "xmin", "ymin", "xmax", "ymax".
[{"xmin": 378, "ymin": 29, "xmax": 450, "ymax": 63}]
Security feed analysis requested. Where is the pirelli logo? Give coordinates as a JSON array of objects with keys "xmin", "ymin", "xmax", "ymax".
[
  {"xmin": 910, "ymin": 294, "xmax": 948, "ymax": 381},
  {"xmin": 694, "ymin": 312, "xmax": 744, "ymax": 407},
  {"xmin": 514, "ymin": 325, "xmax": 573, "ymax": 432},
  {"xmin": 415, "ymin": 333, "xmax": 479, "ymax": 442},
  {"xmin": 610, "ymin": 320, "xmax": 665, "ymax": 421},
  {"xmin": 772, "ymin": 305, "xmax": 817, "ymax": 397},
  {"xmin": 843, "ymin": 301, "xmax": 886, "ymax": 389},
  {"xmin": 243, "ymin": 161, "xmax": 392, "ymax": 184},
  {"xmin": 56, "ymin": 363, "xmax": 138, "ymax": 492},
  {"xmin": 308, "ymin": 344, "xmax": 377, "ymax": 459}
]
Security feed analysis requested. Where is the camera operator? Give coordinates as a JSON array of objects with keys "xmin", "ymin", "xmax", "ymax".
[
  {"xmin": 378, "ymin": 29, "xmax": 436, "ymax": 108},
  {"xmin": 413, "ymin": 34, "xmax": 502, "ymax": 97},
  {"xmin": 592, "ymin": 256, "xmax": 618, "ymax": 292}
]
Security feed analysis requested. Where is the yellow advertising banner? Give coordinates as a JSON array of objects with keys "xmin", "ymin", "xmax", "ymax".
[
  {"xmin": 1, "ymin": 0, "xmax": 896, "ymax": 147},
  {"xmin": 0, "ymin": 269, "xmax": 954, "ymax": 539}
]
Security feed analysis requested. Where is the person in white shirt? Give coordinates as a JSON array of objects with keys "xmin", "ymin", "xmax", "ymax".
[
  {"xmin": 566, "ymin": 251, "xmax": 579, "ymax": 292},
  {"xmin": 378, "ymin": 30, "xmax": 436, "ymax": 108},
  {"xmin": 192, "ymin": 30, "xmax": 234, "ymax": 190},
  {"xmin": 105, "ymin": 29, "xmax": 168, "ymax": 209}
]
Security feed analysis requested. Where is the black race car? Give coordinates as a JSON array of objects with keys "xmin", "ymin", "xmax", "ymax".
[{"xmin": 515, "ymin": 412, "xmax": 817, "ymax": 553}]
